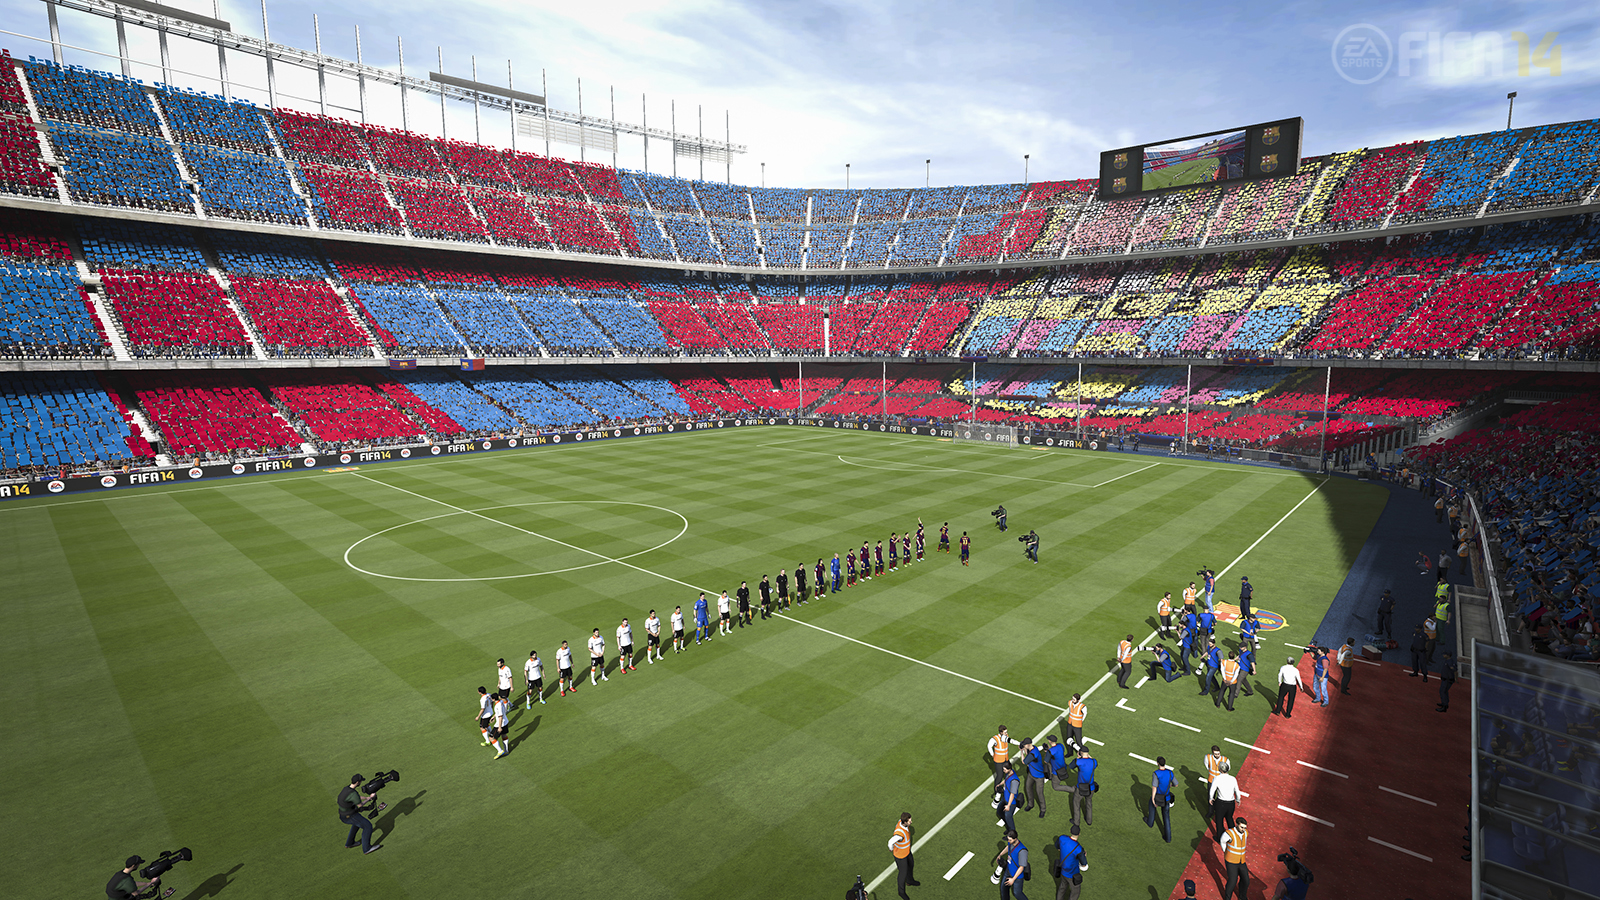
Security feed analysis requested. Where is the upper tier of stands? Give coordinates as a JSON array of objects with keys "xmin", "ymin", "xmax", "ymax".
[{"xmin": 8, "ymin": 53, "xmax": 1600, "ymax": 273}]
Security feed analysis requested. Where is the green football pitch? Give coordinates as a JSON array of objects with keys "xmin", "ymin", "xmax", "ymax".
[
  {"xmin": 1142, "ymin": 157, "xmax": 1221, "ymax": 191},
  {"xmin": 1, "ymin": 428, "xmax": 1386, "ymax": 899}
]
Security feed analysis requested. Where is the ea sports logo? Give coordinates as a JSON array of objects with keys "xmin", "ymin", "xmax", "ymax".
[
  {"xmin": 340, "ymin": 454, "xmax": 351, "ymax": 464},
  {"xmin": 1333, "ymin": 24, "xmax": 1391, "ymax": 84},
  {"xmin": 231, "ymin": 463, "xmax": 245, "ymax": 475},
  {"xmin": 481, "ymin": 441, "xmax": 492, "ymax": 450},
  {"xmin": 430, "ymin": 446, "xmax": 442, "ymax": 455},
  {"xmin": 303, "ymin": 457, "xmax": 316, "ymax": 467},
  {"xmin": 48, "ymin": 479, "xmax": 65, "ymax": 493},
  {"xmin": 188, "ymin": 467, "xmax": 203, "ymax": 479},
  {"xmin": 100, "ymin": 475, "xmax": 117, "ymax": 488},
  {"xmin": 508, "ymin": 439, "xmax": 518, "ymax": 447},
  {"xmin": 399, "ymin": 448, "xmax": 411, "ymax": 458}
]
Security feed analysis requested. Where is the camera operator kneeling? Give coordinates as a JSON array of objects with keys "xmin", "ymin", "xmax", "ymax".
[
  {"xmin": 1272, "ymin": 847, "xmax": 1313, "ymax": 899},
  {"xmin": 106, "ymin": 855, "xmax": 174, "ymax": 900},
  {"xmin": 338, "ymin": 774, "xmax": 388, "ymax": 855}
]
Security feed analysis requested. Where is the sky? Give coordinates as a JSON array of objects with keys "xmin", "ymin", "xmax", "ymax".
[{"xmin": 5, "ymin": 0, "xmax": 1597, "ymax": 190}]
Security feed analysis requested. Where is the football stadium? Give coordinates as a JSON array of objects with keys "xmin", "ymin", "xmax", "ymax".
[{"xmin": 1, "ymin": 3, "xmax": 1598, "ymax": 900}]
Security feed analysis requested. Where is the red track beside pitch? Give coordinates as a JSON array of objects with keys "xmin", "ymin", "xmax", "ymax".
[{"xmin": 1167, "ymin": 655, "xmax": 1471, "ymax": 899}]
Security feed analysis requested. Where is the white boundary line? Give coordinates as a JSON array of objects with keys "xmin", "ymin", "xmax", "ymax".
[
  {"xmin": 1225, "ymin": 737, "xmax": 1269, "ymax": 754},
  {"xmin": 1092, "ymin": 461, "xmax": 1159, "ymax": 487},
  {"xmin": 943, "ymin": 850, "xmax": 975, "ymax": 881},
  {"xmin": 1128, "ymin": 752, "xmax": 1158, "ymax": 766},
  {"xmin": 1159, "ymin": 717, "xmax": 1201, "ymax": 732},
  {"xmin": 1368, "ymin": 836, "xmax": 1432, "ymax": 861},
  {"xmin": 1296, "ymin": 760, "xmax": 1348, "ymax": 778},
  {"xmin": 1378, "ymin": 785, "xmax": 1437, "ymax": 806},
  {"xmin": 1278, "ymin": 804, "xmax": 1335, "ymax": 827},
  {"xmin": 1116, "ymin": 698, "xmax": 1138, "ymax": 712}
]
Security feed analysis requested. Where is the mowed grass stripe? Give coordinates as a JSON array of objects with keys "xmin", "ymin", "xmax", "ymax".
[{"xmin": 44, "ymin": 501, "xmax": 414, "ymax": 897}]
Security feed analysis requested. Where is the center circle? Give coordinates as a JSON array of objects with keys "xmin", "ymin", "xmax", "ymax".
[{"xmin": 344, "ymin": 501, "xmax": 690, "ymax": 582}]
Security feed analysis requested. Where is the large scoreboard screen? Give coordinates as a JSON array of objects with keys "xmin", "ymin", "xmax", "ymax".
[{"xmin": 1099, "ymin": 118, "xmax": 1302, "ymax": 200}]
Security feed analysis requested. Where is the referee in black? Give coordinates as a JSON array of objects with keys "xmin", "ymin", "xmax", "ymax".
[{"xmin": 338, "ymin": 774, "xmax": 384, "ymax": 854}]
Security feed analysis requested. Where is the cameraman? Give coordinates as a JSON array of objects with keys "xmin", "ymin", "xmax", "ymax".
[
  {"xmin": 338, "ymin": 774, "xmax": 384, "ymax": 855},
  {"xmin": 994, "ymin": 505, "xmax": 1007, "ymax": 532},
  {"xmin": 1272, "ymin": 851, "xmax": 1312, "ymax": 899},
  {"xmin": 1024, "ymin": 529, "xmax": 1039, "ymax": 563},
  {"xmin": 106, "ymin": 856, "xmax": 167, "ymax": 900}
]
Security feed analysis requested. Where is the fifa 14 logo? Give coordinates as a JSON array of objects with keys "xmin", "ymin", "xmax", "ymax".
[{"xmin": 1334, "ymin": 25, "xmax": 1560, "ymax": 84}]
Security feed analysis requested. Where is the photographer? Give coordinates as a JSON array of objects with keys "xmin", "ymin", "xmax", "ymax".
[
  {"xmin": 338, "ymin": 774, "xmax": 384, "ymax": 855},
  {"xmin": 106, "ymin": 856, "xmax": 170, "ymax": 900}
]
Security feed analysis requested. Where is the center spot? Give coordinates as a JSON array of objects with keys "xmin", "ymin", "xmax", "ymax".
[{"xmin": 344, "ymin": 501, "xmax": 689, "ymax": 582}]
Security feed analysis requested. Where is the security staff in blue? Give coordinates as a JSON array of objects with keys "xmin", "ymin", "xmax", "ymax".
[
  {"xmin": 1199, "ymin": 639, "xmax": 1222, "ymax": 701},
  {"xmin": 1178, "ymin": 622, "xmax": 1196, "ymax": 672},
  {"xmin": 1237, "ymin": 642, "xmax": 1257, "ymax": 698},
  {"xmin": 1054, "ymin": 824, "xmax": 1089, "ymax": 900},
  {"xmin": 1069, "ymin": 748, "xmax": 1097, "ymax": 828},
  {"xmin": 1044, "ymin": 736, "xmax": 1069, "ymax": 783},
  {"xmin": 998, "ymin": 830, "xmax": 1029, "ymax": 900},
  {"xmin": 999, "ymin": 762, "xmax": 1023, "ymax": 832},
  {"xmin": 1144, "ymin": 757, "xmax": 1176, "ymax": 843},
  {"xmin": 1022, "ymin": 739, "xmax": 1052, "ymax": 817},
  {"xmin": 1197, "ymin": 608, "xmax": 1217, "ymax": 637},
  {"xmin": 1146, "ymin": 644, "xmax": 1183, "ymax": 682},
  {"xmin": 1240, "ymin": 613, "xmax": 1260, "ymax": 650},
  {"xmin": 1183, "ymin": 608, "xmax": 1199, "ymax": 642}
]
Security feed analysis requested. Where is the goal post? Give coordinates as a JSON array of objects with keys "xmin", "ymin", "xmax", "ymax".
[{"xmin": 952, "ymin": 423, "xmax": 1019, "ymax": 447}]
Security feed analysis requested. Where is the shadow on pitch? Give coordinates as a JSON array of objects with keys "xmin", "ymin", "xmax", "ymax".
[
  {"xmin": 374, "ymin": 790, "xmax": 427, "ymax": 844},
  {"xmin": 509, "ymin": 714, "xmax": 542, "ymax": 752},
  {"xmin": 176, "ymin": 863, "xmax": 243, "ymax": 900}
]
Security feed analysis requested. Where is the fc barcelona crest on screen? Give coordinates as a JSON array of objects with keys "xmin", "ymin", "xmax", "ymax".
[
  {"xmin": 1262, "ymin": 125, "xmax": 1280, "ymax": 145},
  {"xmin": 1112, "ymin": 177, "xmax": 1127, "ymax": 193},
  {"xmin": 1260, "ymin": 154, "xmax": 1278, "ymax": 173},
  {"xmin": 1113, "ymin": 152, "xmax": 1128, "ymax": 170}
]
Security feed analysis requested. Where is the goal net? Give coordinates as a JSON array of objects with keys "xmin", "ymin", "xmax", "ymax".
[{"xmin": 952, "ymin": 423, "xmax": 1019, "ymax": 447}]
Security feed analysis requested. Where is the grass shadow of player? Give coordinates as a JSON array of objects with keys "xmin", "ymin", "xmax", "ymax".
[
  {"xmin": 1178, "ymin": 765, "xmax": 1207, "ymax": 817},
  {"xmin": 509, "ymin": 715, "xmax": 542, "ymax": 752},
  {"xmin": 1127, "ymin": 773, "xmax": 1146, "ymax": 813},
  {"xmin": 373, "ymin": 790, "xmax": 427, "ymax": 844},
  {"xmin": 176, "ymin": 863, "xmax": 244, "ymax": 900}
]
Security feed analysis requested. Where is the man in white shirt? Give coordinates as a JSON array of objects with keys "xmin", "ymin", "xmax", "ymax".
[
  {"xmin": 476, "ymin": 686, "xmax": 494, "ymax": 746},
  {"xmin": 616, "ymin": 619, "xmax": 635, "ymax": 673},
  {"xmin": 644, "ymin": 610, "xmax": 663, "ymax": 663},
  {"xmin": 717, "ymin": 591, "xmax": 732, "ymax": 635},
  {"xmin": 556, "ymin": 640, "xmax": 575, "ymax": 696},
  {"xmin": 489, "ymin": 691, "xmax": 509, "ymax": 759},
  {"xmin": 1207, "ymin": 759, "xmax": 1241, "ymax": 839},
  {"xmin": 1273, "ymin": 656, "xmax": 1302, "ymax": 719},
  {"xmin": 524, "ymin": 651, "xmax": 545, "ymax": 708},
  {"xmin": 496, "ymin": 658, "xmax": 514, "ymax": 700},
  {"xmin": 670, "ymin": 606, "xmax": 685, "ymax": 654},
  {"xmin": 588, "ymin": 629, "xmax": 609, "ymax": 685}
]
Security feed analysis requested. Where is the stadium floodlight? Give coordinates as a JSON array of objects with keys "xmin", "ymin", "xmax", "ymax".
[
  {"xmin": 1506, "ymin": 91, "xmax": 1517, "ymax": 130},
  {"xmin": 1024, "ymin": 154, "xmax": 1030, "ymax": 185},
  {"xmin": 429, "ymin": 71, "xmax": 546, "ymax": 107},
  {"xmin": 103, "ymin": 0, "xmax": 231, "ymax": 31},
  {"xmin": 845, "ymin": 163, "xmax": 850, "ymax": 189}
]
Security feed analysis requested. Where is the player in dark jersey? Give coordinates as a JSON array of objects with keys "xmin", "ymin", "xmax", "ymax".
[
  {"xmin": 888, "ymin": 533, "xmax": 899, "ymax": 571},
  {"xmin": 847, "ymin": 549, "xmax": 857, "ymax": 586},
  {"xmin": 940, "ymin": 522, "xmax": 951, "ymax": 553},
  {"xmin": 874, "ymin": 540, "xmax": 885, "ymax": 576},
  {"xmin": 901, "ymin": 531, "xmax": 912, "ymax": 564},
  {"xmin": 960, "ymin": 531, "xmax": 971, "ymax": 565},
  {"xmin": 915, "ymin": 527, "xmax": 925, "ymax": 561}
]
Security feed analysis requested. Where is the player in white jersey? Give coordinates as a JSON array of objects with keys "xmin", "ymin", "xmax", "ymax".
[
  {"xmin": 496, "ymin": 658, "xmax": 514, "ymax": 699},
  {"xmin": 476, "ymin": 686, "xmax": 494, "ymax": 746},
  {"xmin": 556, "ymin": 640, "xmax": 575, "ymax": 696},
  {"xmin": 588, "ymin": 628, "xmax": 609, "ymax": 685},
  {"xmin": 490, "ymin": 692, "xmax": 508, "ymax": 758},
  {"xmin": 717, "ymin": 591, "xmax": 732, "ymax": 635},
  {"xmin": 524, "ymin": 651, "xmax": 545, "ymax": 708},
  {"xmin": 670, "ymin": 606, "xmax": 685, "ymax": 654},
  {"xmin": 644, "ymin": 610, "xmax": 663, "ymax": 663},
  {"xmin": 617, "ymin": 619, "xmax": 635, "ymax": 673}
]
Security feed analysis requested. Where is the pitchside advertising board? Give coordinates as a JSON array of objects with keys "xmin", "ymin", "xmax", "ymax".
[
  {"xmin": 1098, "ymin": 117, "xmax": 1304, "ymax": 200},
  {"xmin": 0, "ymin": 419, "xmax": 1106, "ymax": 501}
]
